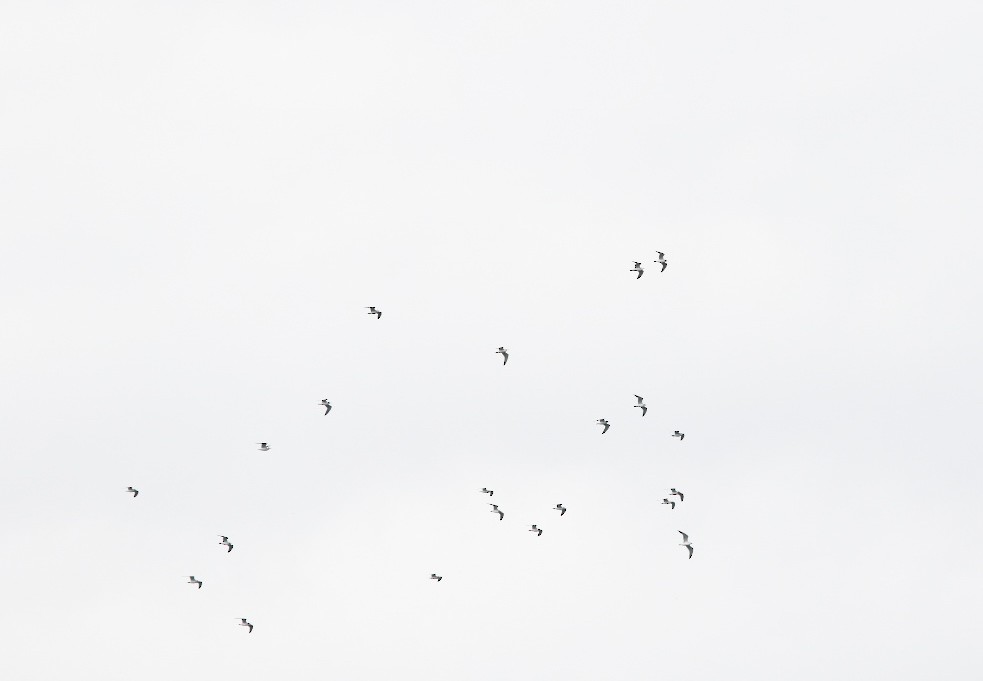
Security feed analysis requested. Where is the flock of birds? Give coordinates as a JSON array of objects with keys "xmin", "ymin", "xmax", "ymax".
[{"xmin": 124, "ymin": 255, "xmax": 694, "ymax": 634}]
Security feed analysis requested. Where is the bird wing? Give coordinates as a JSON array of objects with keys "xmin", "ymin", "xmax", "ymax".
[
  {"xmin": 560, "ymin": 508, "xmax": 566, "ymax": 516},
  {"xmin": 660, "ymin": 261, "xmax": 667, "ymax": 272},
  {"xmin": 502, "ymin": 353, "xmax": 508, "ymax": 364},
  {"xmin": 602, "ymin": 424, "xmax": 609, "ymax": 433},
  {"xmin": 197, "ymin": 581, "xmax": 202, "ymax": 588},
  {"xmin": 686, "ymin": 545, "xmax": 694, "ymax": 559},
  {"xmin": 636, "ymin": 270, "xmax": 643, "ymax": 279},
  {"xmin": 678, "ymin": 492, "xmax": 684, "ymax": 501},
  {"xmin": 635, "ymin": 395, "xmax": 643, "ymax": 403},
  {"xmin": 227, "ymin": 544, "xmax": 233, "ymax": 552},
  {"xmin": 248, "ymin": 624, "xmax": 254, "ymax": 632},
  {"xmin": 680, "ymin": 433, "xmax": 684, "ymax": 440},
  {"xmin": 640, "ymin": 406, "xmax": 647, "ymax": 416},
  {"xmin": 498, "ymin": 511, "xmax": 504, "ymax": 520},
  {"xmin": 670, "ymin": 502, "xmax": 675, "ymax": 509},
  {"xmin": 678, "ymin": 531, "xmax": 689, "ymax": 542}
]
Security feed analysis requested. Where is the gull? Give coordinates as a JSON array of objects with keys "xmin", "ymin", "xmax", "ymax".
[
  {"xmin": 529, "ymin": 524, "xmax": 543, "ymax": 536},
  {"xmin": 430, "ymin": 573, "xmax": 443, "ymax": 582},
  {"xmin": 596, "ymin": 419, "xmax": 610, "ymax": 434},
  {"xmin": 634, "ymin": 395, "xmax": 647, "ymax": 416},
  {"xmin": 188, "ymin": 576, "xmax": 203, "ymax": 589},
  {"xmin": 218, "ymin": 536, "xmax": 234, "ymax": 553},
  {"xmin": 670, "ymin": 488, "xmax": 685, "ymax": 502},
  {"xmin": 126, "ymin": 486, "xmax": 139, "ymax": 498},
  {"xmin": 365, "ymin": 306, "xmax": 382, "ymax": 319},
  {"xmin": 256, "ymin": 442, "xmax": 270, "ymax": 451},
  {"xmin": 318, "ymin": 399, "xmax": 332, "ymax": 415},
  {"xmin": 496, "ymin": 347, "xmax": 509, "ymax": 365},
  {"xmin": 672, "ymin": 430, "xmax": 685, "ymax": 441},
  {"xmin": 655, "ymin": 252, "xmax": 668, "ymax": 272},
  {"xmin": 489, "ymin": 504, "xmax": 504, "ymax": 520},
  {"xmin": 554, "ymin": 504, "xmax": 566, "ymax": 516},
  {"xmin": 662, "ymin": 498, "xmax": 675, "ymax": 510},
  {"xmin": 238, "ymin": 618, "xmax": 254, "ymax": 633},
  {"xmin": 479, "ymin": 488, "xmax": 494, "ymax": 497},
  {"xmin": 679, "ymin": 530, "xmax": 694, "ymax": 559},
  {"xmin": 630, "ymin": 261, "xmax": 644, "ymax": 279}
]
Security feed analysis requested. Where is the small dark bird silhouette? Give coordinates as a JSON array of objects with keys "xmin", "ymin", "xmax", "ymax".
[
  {"xmin": 126, "ymin": 487, "xmax": 139, "ymax": 497},
  {"xmin": 662, "ymin": 498, "xmax": 675, "ymax": 510},
  {"xmin": 188, "ymin": 576, "xmax": 202, "ymax": 589},
  {"xmin": 496, "ymin": 347, "xmax": 509, "ymax": 365},
  {"xmin": 630, "ymin": 261, "xmax": 644, "ymax": 279},
  {"xmin": 655, "ymin": 252, "xmax": 668, "ymax": 272},
  {"xmin": 239, "ymin": 618, "xmax": 254, "ymax": 633},
  {"xmin": 365, "ymin": 306, "xmax": 382, "ymax": 319},
  {"xmin": 430, "ymin": 573, "xmax": 443, "ymax": 582},
  {"xmin": 529, "ymin": 524, "xmax": 543, "ymax": 536},
  {"xmin": 634, "ymin": 395, "xmax": 647, "ymax": 416},
  {"xmin": 489, "ymin": 504, "xmax": 504, "ymax": 520},
  {"xmin": 597, "ymin": 419, "xmax": 610, "ymax": 434},
  {"xmin": 672, "ymin": 430, "xmax": 685, "ymax": 441},
  {"xmin": 479, "ymin": 488, "xmax": 494, "ymax": 497},
  {"xmin": 318, "ymin": 399, "xmax": 332, "ymax": 415},
  {"xmin": 218, "ymin": 536, "xmax": 234, "ymax": 553},
  {"xmin": 670, "ymin": 488, "xmax": 684, "ymax": 502},
  {"xmin": 554, "ymin": 504, "xmax": 566, "ymax": 516},
  {"xmin": 256, "ymin": 442, "xmax": 270, "ymax": 451}
]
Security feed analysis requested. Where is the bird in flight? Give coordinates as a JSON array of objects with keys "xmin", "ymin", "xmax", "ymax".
[
  {"xmin": 529, "ymin": 524, "xmax": 543, "ymax": 536},
  {"xmin": 634, "ymin": 395, "xmax": 648, "ymax": 416},
  {"xmin": 256, "ymin": 442, "xmax": 270, "ymax": 451},
  {"xmin": 597, "ymin": 419, "xmax": 610, "ymax": 434},
  {"xmin": 125, "ymin": 486, "xmax": 139, "ymax": 498},
  {"xmin": 672, "ymin": 430, "xmax": 685, "ymax": 441},
  {"xmin": 670, "ymin": 488, "xmax": 685, "ymax": 502},
  {"xmin": 218, "ymin": 536, "xmax": 234, "ymax": 553},
  {"xmin": 430, "ymin": 573, "xmax": 443, "ymax": 582},
  {"xmin": 554, "ymin": 503, "xmax": 567, "ymax": 516},
  {"xmin": 655, "ymin": 252, "xmax": 668, "ymax": 272},
  {"xmin": 479, "ymin": 488, "xmax": 494, "ymax": 497},
  {"xmin": 187, "ymin": 576, "xmax": 203, "ymax": 589},
  {"xmin": 496, "ymin": 347, "xmax": 509, "ymax": 365},
  {"xmin": 489, "ymin": 504, "xmax": 504, "ymax": 520},
  {"xmin": 678, "ymin": 531, "xmax": 694, "ymax": 559},
  {"xmin": 365, "ymin": 306, "xmax": 382, "ymax": 319},
  {"xmin": 318, "ymin": 399, "xmax": 332, "ymax": 415},
  {"xmin": 238, "ymin": 618, "xmax": 254, "ymax": 633},
  {"xmin": 662, "ymin": 498, "xmax": 675, "ymax": 510},
  {"xmin": 630, "ymin": 261, "xmax": 644, "ymax": 279}
]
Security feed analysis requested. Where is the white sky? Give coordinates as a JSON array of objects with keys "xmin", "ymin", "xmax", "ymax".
[{"xmin": 1, "ymin": 1, "xmax": 981, "ymax": 679}]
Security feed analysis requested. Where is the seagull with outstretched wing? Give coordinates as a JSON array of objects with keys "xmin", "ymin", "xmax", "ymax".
[
  {"xmin": 479, "ymin": 488, "xmax": 494, "ymax": 497},
  {"xmin": 529, "ymin": 524, "xmax": 543, "ymax": 536},
  {"xmin": 489, "ymin": 504, "xmax": 504, "ymax": 520},
  {"xmin": 126, "ymin": 486, "xmax": 139, "ymax": 497},
  {"xmin": 662, "ymin": 498, "xmax": 675, "ymax": 510},
  {"xmin": 430, "ymin": 573, "xmax": 443, "ymax": 582},
  {"xmin": 597, "ymin": 419, "xmax": 610, "ymax": 434},
  {"xmin": 365, "ymin": 306, "xmax": 382, "ymax": 319},
  {"xmin": 630, "ymin": 261, "xmax": 644, "ymax": 279},
  {"xmin": 554, "ymin": 504, "xmax": 566, "ymax": 516},
  {"xmin": 670, "ymin": 488, "xmax": 684, "ymax": 502},
  {"xmin": 678, "ymin": 530, "xmax": 694, "ymax": 559},
  {"xmin": 256, "ymin": 442, "xmax": 270, "ymax": 451},
  {"xmin": 634, "ymin": 395, "xmax": 647, "ymax": 416},
  {"xmin": 655, "ymin": 252, "xmax": 668, "ymax": 272},
  {"xmin": 188, "ymin": 576, "xmax": 202, "ymax": 589},
  {"xmin": 318, "ymin": 399, "xmax": 332, "ymax": 415},
  {"xmin": 672, "ymin": 430, "xmax": 685, "ymax": 441},
  {"xmin": 496, "ymin": 347, "xmax": 509, "ymax": 365},
  {"xmin": 218, "ymin": 536, "xmax": 234, "ymax": 553},
  {"xmin": 238, "ymin": 618, "xmax": 254, "ymax": 633}
]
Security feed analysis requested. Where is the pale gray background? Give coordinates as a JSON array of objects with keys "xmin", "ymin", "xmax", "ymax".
[{"xmin": 1, "ymin": 1, "xmax": 981, "ymax": 679}]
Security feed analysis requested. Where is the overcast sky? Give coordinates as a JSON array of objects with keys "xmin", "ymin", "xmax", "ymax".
[{"xmin": 1, "ymin": 1, "xmax": 981, "ymax": 679}]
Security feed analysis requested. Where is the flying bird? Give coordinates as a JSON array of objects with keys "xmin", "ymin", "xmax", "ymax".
[
  {"xmin": 489, "ymin": 504, "xmax": 504, "ymax": 520},
  {"xmin": 662, "ymin": 498, "xmax": 675, "ymax": 510},
  {"xmin": 597, "ymin": 419, "xmax": 610, "ymax": 434},
  {"xmin": 554, "ymin": 504, "xmax": 566, "ymax": 516},
  {"xmin": 365, "ymin": 306, "xmax": 382, "ymax": 319},
  {"xmin": 655, "ymin": 252, "xmax": 668, "ymax": 272},
  {"xmin": 679, "ymin": 530, "xmax": 694, "ymax": 559},
  {"xmin": 630, "ymin": 261, "xmax": 644, "ymax": 279},
  {"xmin": 479, "ymin": 488, "xmax": 494, "ymax": 497},
  {"xmin": 430, "ymin": 573, "xmax": 443, "ymax": 582},
  {"xmin": 125, "ymin": 486, "xmax": 139, "ymax": 497},
  {"xmin": 529, "ymin": 524, "xmax": 543, "ymax": 536},
  {"xmin": 670, "ymin": 488, "xmax": 685, "ymax": 502},
  {"xmin": 496, "ymin": 347, "xmax": 509, "ymax": 365},
  {"xmin": 672, "ymin": 431, "xmax": 685, "ymax": 441},
  {"xmin": 188, "ymin": 576, "xmax": 202, "ymax": 589},
  {"xmin": 218, "ymin": 536, "xmax": 234, "ymax": 553},
  {"xmin": 238, "ymin": 618, "xmax": 254, "ymax": 633},
  {"xmin": 256, "ymin": 442, "xmax": 270, "ymax": 451},
  {"xmin": 634, "ymin": 395, "xmax": 647, "ymax": 416},
  {"xmin": 318, "ymin": 399, "xmax": 332, "ymax": 415}
]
